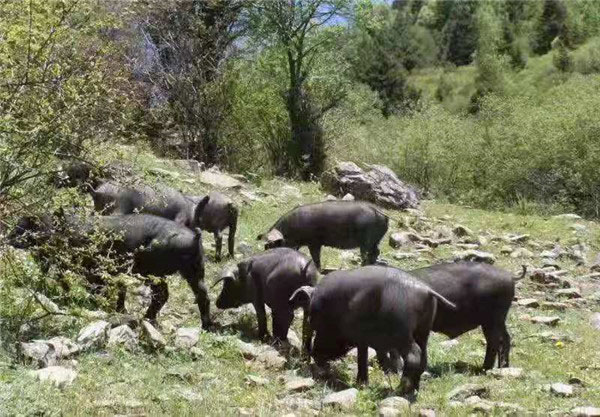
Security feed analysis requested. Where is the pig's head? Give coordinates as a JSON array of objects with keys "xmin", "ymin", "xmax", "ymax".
[
  {"xmin": 257, "ymin": 229, "xmax": 285, "ymax": 250},
  {"xmin": 214, "ymin": 261, "xmax": 254, "ymax": 309}
]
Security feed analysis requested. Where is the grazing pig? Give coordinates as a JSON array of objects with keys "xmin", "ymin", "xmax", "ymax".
[
  {"xmin": 289, "ymin": 265, "xmax": 455, "ymax": 393},
  {"xmin": 213, "ymin": 248, "xmax": 317, "ymax": 346},
  {"xmin": 409, "ymin": 262, "xmax": 526, "ymax": 369},
  {"xmin": 7, "ymin": 213, "xmax": 211, "ymax": 328},
  {"xmin": 186, "ymin": 192, "xmax": 238, "ymax": 260},
  {"xmin": 257, "ymin": 201, "xmax": 388, "ymax": 270}
]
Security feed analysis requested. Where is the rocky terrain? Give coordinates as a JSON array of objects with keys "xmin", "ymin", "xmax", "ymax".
[{"xmin": 1, "ymin": 147, "xmax": 600, "ymax": 416}]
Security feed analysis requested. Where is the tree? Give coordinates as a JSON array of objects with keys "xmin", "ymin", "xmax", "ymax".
[
  {"xmin": 532, "ymin": 0, "xmax": 567, "ymax": 55},
  {"xmin": 248, "ymin": 0, "xmax": 352, "ymax": 179},
  {"xmin": 134, "ymin": 0, "xmax": 246, "ymax": 164},
  {"xmin": 440, "ymin": 0, "xmax": 478, "ymax": 66}
]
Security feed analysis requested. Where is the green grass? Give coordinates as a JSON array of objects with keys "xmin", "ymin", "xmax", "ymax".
[{"xmin": 1, "ymin": 146, "xmax": 600, "ymax": 415}]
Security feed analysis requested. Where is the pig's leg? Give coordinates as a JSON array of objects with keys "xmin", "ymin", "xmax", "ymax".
[
  {"xmin": 499, "ymin": 324, "xmax": 511, "ymax": 368},
  {"xmin": 214, "ymin": 231, "xmax": 222, "ymax": 261},
  {"xmin": 308, "ymin": 245, "xmax": 322, "ymax": 270},
  {"xmin": 356, "ymin": 344, "xmax": 370, "ymax": 385},
  {"xmin": 482, "ymin": 322, "xmax": 502, "ymax": 369},
  {"xmin": 145, "ymin": 280, "xmax": 169, "ymax": 324},
  {"xmin": 272, "ymin": 307, "xmax": 294, "ymax": 342}
]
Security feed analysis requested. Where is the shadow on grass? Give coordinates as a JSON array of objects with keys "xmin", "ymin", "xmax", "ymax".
[{"xmin": 428, "ymin": 360, "xmax": 483, "ymax": 377}]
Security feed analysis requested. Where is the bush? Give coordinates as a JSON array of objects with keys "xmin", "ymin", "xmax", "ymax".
[{"xmin": 572, "ymin": 36, "xmax": 600, "ymax": 74}]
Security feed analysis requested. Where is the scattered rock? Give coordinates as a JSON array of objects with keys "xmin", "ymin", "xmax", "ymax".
[
  {"xmin": 77, "ymin": 320, "xmax": 110, "ymax": 349},
  {"xmin": 571, "ymin": 406, "xmax": 600, "ymax": 417},
  {"xmin": 455, "ymin": 243, "xmax": 480, "ymax": 250},
  {"xmin": 287, "ymin": 329, "xmax": 302, "ymax": 351},
  {"xmin": 190, "ymin": 347, "xmax": 204, "ymax": 360},
  {"xmin": 321, "ymin": 161, "xmax": 419, "ymax": 210},
  {"xmin": 464, "ymin": 396, "xmax": 493, "ymax": 413},
  {"xmin": 378, "ymin": 396, "xmax": 411, "ymax": 417},
  {"xmin": 342, "ymin": 193, "xmax": 355, "ymax": 201},
  {"xmin": 175, "ymin": 327, "xmax": 200, "ymax": 349},
  {"xmin": 507, "ymin": 234, "xmax": 530, "ymax": 243},
  {"xmin": 500, "ymin": 245, "xmax": 513, "ymax": 255},
  {"xmin": 168, "ymin": 159, "xmax": 204, "ymax": 173},
  {"xmin": 548, "ymin": 383, "xmax": 574, "ymax": 397},
  {"xmin": 348, "ymin": 347, "xmax": 377, "ymax": 363},
  {"xmin": 322, "ymin": 388, "xmax": 359, "ymax": 410},
  {"xmin": 325, "ymin": 194, "xmax": 337, "ymax": 201},
  {"xmin": 236, "ymin": 242, "xmax": 254, "ymax": 256},
  {"xmin": 440, "ymin": 339, "xmax": 459, "ymax": 349},
  {"xmin": 555, "ymin": 288, "xmax": 582, "ymax": 299},
  {"xmin": 393, "ymin": 251, "xmax": 418, "ymax": 260},
  {"xmin": 553, "ymin": 214, "xmax": 582, "ymax": 220},
  {"xmin": 530, "ymin": 269, "xmax": 569, "ymax": 287},
  {"xmin": 541, "ymin": 302, "xmax": 568, "ymax": 311},
  {"xmin": 30, "ymin": 366, "xmax": 77, "ymax": 388},
  {"xmin": 571, "ymin": 224, "xmax": 587, "ymax": 232},
  {"xmin": 517, "ymin": 298, "xmax": 540, "ymax": 308},
  {"xmin": 453, "ymin": 250, "xmax": 496, "ymax": 264},
  {"xmin": 199, "ymin": 168, "xmax": 243, "ymax": 189},
  {"xmin": 535, "ymin": 331, "xmax": 574, "ymax": 344},
  {"xmin": 21, "ymin": 341, "xmax": 56, "ymax": 368},
  {"xmin": 237, "ymin": 340, "xmax": 286, "ymax": 369},
  {"xmin": 141, "ymin": 321, "xmax": 166, "ymax": 349},
  {"xmin": 284, "ymin": 376, "xmax": 315, "ymax": 393},
  {"xmin": 453, "ymin": 225, "xmax": 473, "ymax": 237},
  {"xmin": 108, "ymin": 325, "xmax": 138, "ymax": 350},
  {"xmin": 419, "ymin": 409, "xmax": 436, "ymax": 417},
  {"xmin": 590, "ymin": 313, "xmax": 600, "ymax": 331},
  {"xmin": 245, "ymin": 375, "xmax": 269, "ymax": 386},
  {"xmin": 237, "ymin": 407, "xmax": 254, "ymax": 416},
  {"xmin": 531, "ymin": 316, "xmax": 561, "ymax": 326},
  {"xmin": 447, "ymin": 383, "xmax": 489, "ymax": 401},
  {"xmin": 511, "ymin": 248, "xmax": 534, "ymax": 258},
  {"xmin": 487, "ymin": 367, "xmax": 523, "ymax": 379},
  {"xmin": 148, "ymin": 167, "xmax": 180, "ymax": 179}
]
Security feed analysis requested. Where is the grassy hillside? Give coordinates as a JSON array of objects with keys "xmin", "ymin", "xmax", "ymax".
[{"xmin": 1, "ymin": 146, "xmax": 599, "ymax": 415}]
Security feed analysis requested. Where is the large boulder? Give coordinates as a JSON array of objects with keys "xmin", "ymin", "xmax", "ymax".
[{"xmin": 321, "ymin": 162, "xmax": 419, "ymax": 210}]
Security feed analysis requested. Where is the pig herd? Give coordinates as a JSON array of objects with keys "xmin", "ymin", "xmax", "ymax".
[{"xmin": 6, "ymin": 164, "xmax": 526, "ymax": 398}]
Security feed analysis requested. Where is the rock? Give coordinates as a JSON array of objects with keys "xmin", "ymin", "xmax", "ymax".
[
  {"xmin": 487, "ymin": 367, "xmax": 523, "ymax": 378},
  {"xmin": 240, "ymin": 190, "xmax": 263, "ymax": 203},
  {"xmin": 190, "ymin": 346, "xmax": 204, "ymax": 360},
  {"xmin": 511, "ymin": 248, "xmax": 534, "ymax": 258},
  {"xmin": 517, "ymin": 298, "xmax": 540, "ymax": 308},
  {"xmin": 284, "ymin": 376, "xmax": 315, "ymax": 393},
  {"xmin": 389, "ymin": 232, "xmax": 411, "ymax": 248},
  {"xmin": 30, "ymin": 366, "xmax": 77, "ymax": 388},
  {"xmin": 108, "ymin": 325, "xmax": 138, "ymax": 350},
  {"xmin": 237, "ymin": 340, "xmax": 286, "ymax": 369},
  {"xmin": 280, "ymin": 184, "xmax": 301, "ymax": 198},
  {"xmin": 419, "ymin": 409, "xmax": 436, "ymax": 417},
  {"xmin": 175, "ymin": 327, "xmax": 200, "ymax": 349},
  {"xmin": 322, "ymin": 388, "xmax": 358, "ymax": 410},
  {"xmin": 237, "ymin": 407, "xmax": 254, "ymax": 416},
  {"xmin": 198, "ymin": 168, "xmax": 243, "ymax": 189},
  {"xmin": 321, "ymin": 161, "xmax": 419, "ymax": 210},
  {"xmin": 455, "ymin": 243, "xmax": 479, "ymax": 250},
  {"xmin": 237, "ymin": 242, "xmax": 254, "ymax": 256},
  {"xmin": 393, "ymin": 251, "xmax": 418, "ymax": 260},
  {"xmin": 379, "ymin": 407, "xmax": 402, "ymax": 417},
  {"xmin": 453, "ymin": 225, "xmax": 473, "ymax": 237},
  {"xmin": 342, "ymin": 193, "xmax": 355, "ymax": 201},
  {"xmin": 571, "ymin": 406, "xmax": 600, "ymax": 416},
  {"xmin": 555, "ymin": 288, "xmax": 582, "ymax": 299},
  {"xmin": 245, "ymin": 375, "xmax": 269, "ymax": 386},
  {"xmin": 325, "ymin": 194, "xmax": 337, "ymax": 201},
  {"xmin": 20, "ymin": 341, "xmax": 55, "ymax": 367},
  {"xmin": 34, "ymin": 293, "xmax": 63, "ymax": 314},
  {"xmin": 531, "ymin": 316, "xmax": 561, "ymax": 326},
  {"xmin": 554, "ymin": 214, "xmax": 582, "ymax": 220},
  {"xmin": 447, "ymin": 383, "xmax": 489, "ymax": 401},
  {"xmin": 141, "ymin": 320, "xmax": 166, "ymax": 349},
  {"xmin": 168, "ymin": 159, "xmax": 204, "ymax": 173},
  {"xmin": 453, "ymin": 250, "xmax": 496, "ymax": 264},
  {"xmin": 549, "ymin": 383, "xmax": 574, "ymax": 397},
  {"xmin": 440, "ymin": 339, "xmax": 459, "ymax": 349},
  {"xmin": 277, "ymin": 395, "xmax": 318, "ymax": 413},
  {"xmin": 148, "ymin": 167, "xmax": 180, "ymax": 179},
  {"xmin": 464, "ymin": 396, "xmax": 494, "ymax": 413},
  {"xmin": 500, "ymin": 245, "xmax": 513, "ymax": 255},
  {"xmin": 507, "ymin": 234, "xmax": 530, "ymax": 243},
  {"xmin": 287, "ymin": 329, "xmax": 302, "ymax": 351},
  {"xmin": 530, "ymin": 269, "xmax": 568, "ymax": 286},
  {"xmin": 571, "ymin": 224, "xmax": 587, "ymax": 232},
  {"xmin": 77, "ymin": 320, "xmax": 110, "ymax": 349},
  {"xmin": 541, "ymin": 302, "xmax": 568, "ymax": 311},
  {"xmin": 542, "ymin": 259, "xmax": 561, "ymax": 270},
  {"xmin": 379, "ymin": 396, "xmax": 411, "ymax": 414},
  {"xmin": 535, "ymin": 331, "xmax": 574, "ymax": 344},
  {"xmin": 348, "ymin": 347, "xmax": 377, "ymax": 363},
  {"xmin": 590, "ymin": 313, "xmax": 600, "ymax": 331}
]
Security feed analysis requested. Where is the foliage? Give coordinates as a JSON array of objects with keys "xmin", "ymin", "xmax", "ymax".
[
  {"xmin": 552, "ymin": 36, "xmax": 573, "ymax": 72},
  {"xmin": 532, "ymin": 0, "xmax": 567, "ymax": 54}
]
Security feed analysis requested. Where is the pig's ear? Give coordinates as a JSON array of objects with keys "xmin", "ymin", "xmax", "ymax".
[
  {"xmin": 212, "ymin": 266, "xmax": 237, "ymax": 288},
  {"xmin": 289, "ymin": 286, "xmax": 315, "ymax": 310}
]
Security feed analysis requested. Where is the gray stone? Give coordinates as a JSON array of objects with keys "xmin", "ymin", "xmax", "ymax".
[
  {"xmin": 531, "ymin": 316, "xmax": 561, "ymax": 326},
  {"xmin": 342, "ymin": 193, "xmax": 355, "ymax": 201},
  {"xmin": 77, "ymin": 320, "xmax": 110, "ymax": 349},
  {"xmin": 440, "ymin": 339, "xmax": 459, "ymax": 349},
  {"xmin": 541, "ymin": 302, "xmax": 568, "ymax": 311},
  {"xmin": 447, "ymin": 383, "xmax": 489, "ymax": 401},
  {"xmin": 190, "ymin": 347, "xmax": 204, "ymax": 359},
  {"xmin": 500, "ymin": 245, "xmax": 513, "ymax": 255},
  {"xmin": 321, "ymin": 161, "xmax": 419, "ymax": 210},
  {"xmin": 21, "ymin": 341, "xmax": 55, "ymax": 367},
  {"xmin": 555, "ymin": 288, "xmax": 582, "ymax": 299},
  {"xmin": 175, "ymin": 327, "xmax": 200, "ymax": 349},
  {"xmin": 554, "ymin": 214, "xmax": 582, "ymax": 220},
  {"xmin": 571, "ymin": 407, "xmax": 600, "ymax": 417},
  {"xmin": 141, "ymin": 320, "xmax": 166, "ymax": 349},
  {"xmin": 148, "ymin": 167, "xmax": 180, "ymax": 179},
  {"xmin": 453, "ymin": 225, "xmax": 473, "ymax": 237},
  {"xmin": 507, "ymin": 234, "xmax": 530, "ymax": 243},
  {"xmin": 34, "ymin": 293, "xmax": 63, "ymax": 314},
  {"xmin": 287, "ymin": 329, "xmax": 302, "ymax": 351},
  {"xmin": 379, "ymin": 407, "xmax": 402, "ymax": 417},
  {"xmin": 322, "ymin": 388, "xmax": 359, "ymax": 409},
  {"xmin": 393, "ymin": 251, "xmax": 418, "ymax": 260},
  {"xmin": 549, "ymin": 383, "xmax": 574, "ymax": 397},
  {"xmin": 348, "ymin": 347, "xmax": 377, "ymax": 363},
  {"xmin": 284, "ymin": 376, "xmax": 315, "ymax": 393},
  {"xmin": 379, "ymin": 396, "xmax": 410, "ymax": 414},
  {"xmin": 453, "ymin": 250, "xmax": 496, "ymax": 264},
  {"xmin": 571, "ymin": 224, "xmax": 587, "ymax": 232},
  {"xmin": 245, "ymin": 375, "xmax": 269, "ymax": 386},
  {"xmin": 590, "ymin": 313, "xmax": 600, "ymax": 331},
  {"xmin": 511, "ymin": 248, "xmax": 534, "ymax": 258},
  {"xmin": 237, "ymin": 242, "xmax": 254, "ymax": 256},
  {"xmin": 199, "ymin": 168, "xmax": 243, "ymax": 189},
  {"xmin": 464, "ymin": 396, "xmax": 494, "ymax": 413},
  {"xmin": 419, "ymin": 409, "xmax": 436, "ymax": 417},
  {"xmin": 517, "ymin": 298, "xmax": 540, "ymax": 308},
  {"xmin": 30, "ymin": 366, "xmax": 77, "ymax": 388},
  {"xmin": 325, "ymin": 194, "xmax": 337, "ymax": 201},
  {"xmin": 487, "ymin": 367, "xmax": 523, "ymax": 378},
  {"xmin": 108, "ymin": 325, "xmax": 138, "ymax": 350}
]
